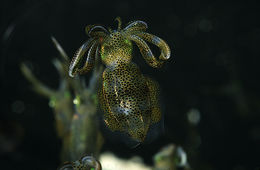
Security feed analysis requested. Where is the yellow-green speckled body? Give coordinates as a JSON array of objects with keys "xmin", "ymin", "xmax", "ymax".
[
  {"xmin": 99, "ymin": 62, "xmax": 161, "ymax": 142},
  {"xmin": 69, "ymin": 17, "xmax": 171, "ymax": 142}
]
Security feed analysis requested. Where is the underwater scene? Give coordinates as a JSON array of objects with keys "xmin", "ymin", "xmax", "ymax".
[{"xmin": 1, "ymin": 0, "xmax": 259, "ymax": 170}]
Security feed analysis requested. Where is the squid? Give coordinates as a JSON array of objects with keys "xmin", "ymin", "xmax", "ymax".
[{"xmin": 69, "ymin": 17, "xmax": 171, "ymax": 142}]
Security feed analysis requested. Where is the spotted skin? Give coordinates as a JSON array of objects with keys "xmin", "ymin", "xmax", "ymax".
[
  {"xmin": 69, "ymin": 17, "xmax": 171, "ymax": 142},
  {"xmin": 99, "ymin": 63, "xmax": 153, "ymax": 141}
]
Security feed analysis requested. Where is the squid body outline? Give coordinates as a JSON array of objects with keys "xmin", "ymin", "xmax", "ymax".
[{"xmin": 69, "ymin": 17, "xmax": 171, "ymax": 142}]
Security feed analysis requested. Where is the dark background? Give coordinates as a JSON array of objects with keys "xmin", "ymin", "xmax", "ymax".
[{"xmin": 0, "ymin": 0, "xmax": 259, "ymax": 169}]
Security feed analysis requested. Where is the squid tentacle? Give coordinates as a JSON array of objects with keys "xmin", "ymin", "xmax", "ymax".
[
  {"xmin": 134, "ymin": 32, "xmax": 171, "ymax": 60},
  {"xmin": 127, "ymin": 34, "xmax": 164, "ymax": 68},
  {"xmin": 124, "ymin": 20, "xmax": 148, "ymax": 32},
  {"xmin": 77, "ymin": 41, "xmax": 98, "ymax": 75},
  {"xmin": 94, "ymin": 44, "xmax": 100, "ymax": 65},
  {"xmin": 69, "ymin": 38, "xmax": 96, "ymax": 77},
  {"xmin": 85, "ymin": 25, "xmax": 108, "ymax": 38},
  {"xmin": 115, "ymin": 17, "xmax": 122, "ymax": 31}
]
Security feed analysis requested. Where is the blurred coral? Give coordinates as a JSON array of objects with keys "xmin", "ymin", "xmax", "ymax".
[{"xmin": 21, "ymin": 37, "xmax": 103, "ymax": 162}]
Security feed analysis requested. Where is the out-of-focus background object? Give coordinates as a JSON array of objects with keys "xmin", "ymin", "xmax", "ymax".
[
  {"xmin": 59, "ymin": 155, "xmax": 102, "ymax": 170},
  {"xmin": 1, "ymin": 0, "xmax": 259, "ymax": 169},
  {"xmin": 20, "ymin": 37, "xmax": 103, "ymax": 162}
]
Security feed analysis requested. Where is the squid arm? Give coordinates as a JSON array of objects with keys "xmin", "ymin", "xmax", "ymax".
[
  {"xmin": 128, "ymin": 32, "xmax": 170, "ymax": 68},
  {"xmin": 69, "ymin": 38, "xmax": 97, "ymax": 77}
]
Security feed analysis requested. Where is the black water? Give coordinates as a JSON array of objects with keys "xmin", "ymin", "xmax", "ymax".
[{"xmin": 1, "ymin": 0, "xmax": 259, "ymax": 169}]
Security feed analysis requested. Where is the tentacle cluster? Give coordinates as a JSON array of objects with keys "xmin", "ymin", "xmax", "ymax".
[
  {"xmin": 69, "ymin": 17, "xmax": 171, "ymax": 77},
  {"xmin": 69, "ymin": 18, "xmax": 171, "ymax": 142},
  {"xmin": 69, "ymin": 24, "xmax": 108, "ymax": 77}
]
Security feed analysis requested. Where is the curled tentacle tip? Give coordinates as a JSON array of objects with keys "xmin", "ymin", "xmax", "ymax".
[
  {"xmin": 69, "ymin": 73, "xmax": 75, "ymax": 78},
  {"xmin": 50, "ymin": 36, "xmax": 56, "ymax": 42},
  {"xmin": 164, "ymin": 49, "xmax": 171, "ymax": 60},
  {"xmin": 115, "ymin": 16, "xmax": 121, "ymax": 22},
  {"xmin": 68, "ymin": 69, "xmax": 75, "ymax": 77},
  {"xmin": 159, "ymin": 54, "xmax": 170, "ymax": 61},
  {"xmin": 164, "ymin": 53, "xmax": 171, "ymax": 60},
  {"xmin": 115, "ymin": 17, "xmax": 122, "ymax": 30}
]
